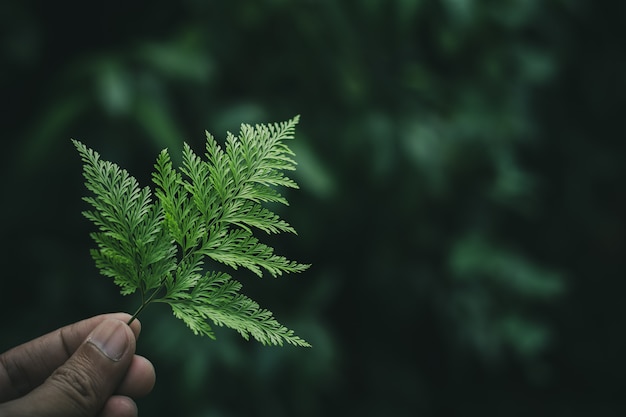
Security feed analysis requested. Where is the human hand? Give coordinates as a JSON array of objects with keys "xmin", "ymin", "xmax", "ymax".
[{"xmin": 0, "ymin": 313, "xmax": 155, "ymax": 417}]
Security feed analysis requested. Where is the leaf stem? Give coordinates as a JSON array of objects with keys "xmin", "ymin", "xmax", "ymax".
[{"xmin": 127, "ymin": 284, "xmax": 164, "ymax": 326}]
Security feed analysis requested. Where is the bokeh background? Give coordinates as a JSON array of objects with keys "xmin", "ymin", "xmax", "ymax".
[{"xmin": 1, "ymin": 1, "xmax": 625, "ymax": 416}]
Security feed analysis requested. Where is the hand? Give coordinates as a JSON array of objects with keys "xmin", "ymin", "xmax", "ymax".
[{"xmin": 0, "ymin": 313, "xmax": 155, "ymax": 417}]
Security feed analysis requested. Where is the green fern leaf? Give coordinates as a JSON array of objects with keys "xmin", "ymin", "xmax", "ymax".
[{"xmin": 73, "ymin": 116, "xmax": 310, "ymax": 347}]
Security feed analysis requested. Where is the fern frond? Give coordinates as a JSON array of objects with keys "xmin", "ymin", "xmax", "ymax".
[
  {"xmin": 74, "ymin": 140, "xmax": 177, "ymax": 296},
  {"xmin": 222, "ymin": 202, "xmax": 296, "ymax": 235},
  {"xmin": 202, "ymin": 229, "xmax": 309, "ymax": 277},
  {"xmin": 74, "ymin": 115, "xmax": 310, "ymax": 347},
  {"xmin": 165, "ymin": 271, "xmax": 311, "ymax": 346},
  {"xmin": 153, "ymin": 149, "xmax": 205, "ymax": 253}
]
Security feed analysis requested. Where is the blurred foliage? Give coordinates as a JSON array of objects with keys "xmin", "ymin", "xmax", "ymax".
[{"xmin": 1, "ymin": 0, "xmax": 625, "ymax": 416}]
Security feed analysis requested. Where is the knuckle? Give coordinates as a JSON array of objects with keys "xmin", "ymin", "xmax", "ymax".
[
  {"xmin": 0, "ymin": 352, "xmax": 31, "ymax": 400},
  {"xmin": 48, "ymin": 357, "xmax": 101, "ymax": 414}
]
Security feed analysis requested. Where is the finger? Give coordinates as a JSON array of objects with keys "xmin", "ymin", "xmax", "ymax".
[
  {"xmin": 0, "ymin": 318, "xmax": 136, "ymax": 417},
  {"xmin": 98, "ymin": 395, "xmax": 137, "ymax": 417},
  {"xmin": 0, "ymin": 313, "xmax": 140, "ymax": 402},
  {"xmin": 115, "ymin": 355, "xmax": 155, "ymax": 398}
]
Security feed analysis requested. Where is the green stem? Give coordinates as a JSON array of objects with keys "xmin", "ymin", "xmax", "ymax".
[{"xmin": 127, "ymin": 284, "xmax": 164, "ymax": 326}]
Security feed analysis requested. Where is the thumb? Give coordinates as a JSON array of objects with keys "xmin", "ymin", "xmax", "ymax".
[{"xmin": 10, "ymin": 318, "xmax": 136, "ymax": 417}]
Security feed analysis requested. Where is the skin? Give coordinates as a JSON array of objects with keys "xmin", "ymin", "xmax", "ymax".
[{"xmin": 0, "ymin": 313, "xmax": 155, "ymax": 417}]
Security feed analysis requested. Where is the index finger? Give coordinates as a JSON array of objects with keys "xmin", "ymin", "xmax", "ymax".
[{"xmin": 0, "ymin": 313, "xmax": 141, "ymax": 402}]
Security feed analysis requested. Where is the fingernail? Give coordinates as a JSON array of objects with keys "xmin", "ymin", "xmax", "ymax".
[{"xmin": 87, "ymin": 320, "xmax": 129, "ymax": 361}]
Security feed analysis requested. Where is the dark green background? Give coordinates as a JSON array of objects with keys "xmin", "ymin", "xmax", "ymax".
[{"xmin": 1, "ymin": 1, "xmax": 625, "ymax": 416}]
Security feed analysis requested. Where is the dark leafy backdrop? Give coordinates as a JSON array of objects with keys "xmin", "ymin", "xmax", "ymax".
[{"xmin": 1, "ymin": 1, "xmax": 624, "ymax": 416}]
